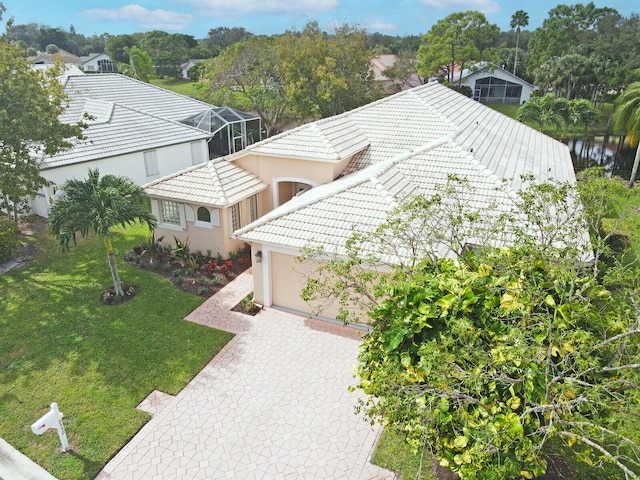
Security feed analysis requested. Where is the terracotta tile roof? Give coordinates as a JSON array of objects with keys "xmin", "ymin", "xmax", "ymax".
[{"xmin": 144, "ymin": 159, "xmax": 267, "ymax": 207}]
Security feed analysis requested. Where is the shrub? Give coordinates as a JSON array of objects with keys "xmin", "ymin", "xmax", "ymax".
[
  {"xmin": 219, "ymin": 264, "xmax": 229, "ymax": 275},
  {"xmin": 197, "ymin": 275, "xmax": 207, "ymax": 286},
  {"xmin": 197, "ymin": 286, "xmax": 208, "ymax": 295},
  {"xmin": 0, "ymin": 218, "xmax": 20, "ymax": 263},
  {"xmin": 172, "ymin": 268, "xmax": 182, "ymax": 278},
  {"xmin": 206, "ymin": 260, "xmax": 217, "ymax": 276}
]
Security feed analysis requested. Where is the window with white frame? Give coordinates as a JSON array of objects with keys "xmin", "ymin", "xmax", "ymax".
[
  {"xmin": 144, "ymin": 150, "xmax": 159, "ymax": 179},
  {"xmin": 161, "ymin": 201, "xmax": 181, "ymax": 225},
  {"xmin": 248, "ymin": 194, "xmax": 259, "ymax": 223},
  {"xmin": 230, "ymin": 203, "xmax": 240, "ymax": 234},
  {"xmin": 191, "ymin": 142, "xmax": 205, "ymax": 165},
  {"xmin": 197, "ymin": 206, "xmax": 211, "ymax": 222}
]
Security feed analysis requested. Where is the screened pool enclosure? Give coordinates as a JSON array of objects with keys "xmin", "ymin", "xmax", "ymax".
[
  {"xmin": 181, "ymin": 107, "xmax": 262, "ymax": 158},
  {"xmin": 472, "ymin": 76, "xmax": 523, "ymax": 105}
]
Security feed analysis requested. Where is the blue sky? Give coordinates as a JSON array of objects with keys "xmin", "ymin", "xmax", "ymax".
[{"xmin": 2, "ymin": 0, "xmax": 638, "ymax": 39}]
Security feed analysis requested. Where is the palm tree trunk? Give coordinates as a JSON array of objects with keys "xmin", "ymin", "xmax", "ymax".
[
  {"xmin": 629, "ymin": 144, "xmax": 640, "ymax": 188},
  {"xmin": 513, "ymin": 27, "xmax": 520, "ymax": 76},
  {"xmin": 105, "ymin": 232, "xmax": 125, "ymax": 296}
]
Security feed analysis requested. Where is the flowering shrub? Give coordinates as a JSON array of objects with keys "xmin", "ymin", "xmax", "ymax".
[
  {"xmin": 219, "ymin": 264, "xmax": 229, "ymax": 275},
  {"xmin": 238, "ymin": 256, "xmax": 249, "ymax": 265},
  {"xmin": 206, "ymin": 260, "xmax": 217, "ymax": 276},
  {"xmin": 225, "ymin": 259, "xmax": 233, "ymax": 267}
]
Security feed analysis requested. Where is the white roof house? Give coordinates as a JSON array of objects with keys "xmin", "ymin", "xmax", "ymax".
[
  {"xmin": 452, "ymin": 63, "xmax": 536, "ymax": 105},
  {"xmin": 146, "ymin": 81, "xmax": 580, "ymax": 320},
  {"xmin": 30, "ymin": 73, "xmax": 261, "ymax": 217}
]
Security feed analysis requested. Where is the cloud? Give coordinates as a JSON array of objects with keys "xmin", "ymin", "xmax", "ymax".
[
  {"xmin": 80, "ymin": 4, "xmax": 195, "ymax": 31},
  {"xmin": 178, "ymin": 0, "xmax": 338, "ymax": 17},
  {"xmin": 365, "ymin": 18, "xmax": 398, "ymax": 32},
  {"xmin": 419, "ymin": 0, "xmax": 500, "ymax": 15}
]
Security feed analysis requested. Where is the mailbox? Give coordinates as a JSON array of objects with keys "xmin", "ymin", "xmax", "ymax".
[{"xmin": 31, "ymin": 403, "xmax": 69, "ymax": 452}]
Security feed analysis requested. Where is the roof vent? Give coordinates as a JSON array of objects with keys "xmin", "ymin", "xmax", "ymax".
[{"xmin": 80, "ymin": 99, "xmax": 115, "ymax": 124}]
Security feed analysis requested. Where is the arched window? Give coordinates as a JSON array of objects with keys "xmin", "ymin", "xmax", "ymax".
[{"xmin": 197, "ymin": 206, "xmax": 211, "ymax": 223}]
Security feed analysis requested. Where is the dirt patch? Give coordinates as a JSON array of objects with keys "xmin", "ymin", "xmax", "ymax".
[{"xmin": 100, "ymin": 283, "xmax": 141, "ymax": 306}]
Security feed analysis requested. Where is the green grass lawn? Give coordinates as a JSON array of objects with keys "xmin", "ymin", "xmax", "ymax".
[
  {"xmin": 150, "ymin": 78, "xmax": 209, "ymax": 102},
  {"xmin": 0, "ymin": 223, "xmax": 233, "ymax": 479}
]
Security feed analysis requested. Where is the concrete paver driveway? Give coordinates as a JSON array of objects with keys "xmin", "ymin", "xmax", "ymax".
[{"xmin": 96, "ymin": 272, "xmax": 394, "ymax": 479}]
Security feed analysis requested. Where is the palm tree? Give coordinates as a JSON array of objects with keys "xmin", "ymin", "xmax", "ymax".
[
  {"xmin": 614, "ymin": 81, "xmax": 640, "ymax": 187},
  {"xmin": 516, "ymin": 94, "xmax": 561, "ymax": 133},
  {"xmin": 121, "ymin": 46, "xmax": 154, "ymax": 83},
  {"xmin": 48, "ymin": 169, "xmax": 157, "ymax": 296},
  {"xmin": 510, "ymin": 10, "xmax": 529, "ymax": 77}
]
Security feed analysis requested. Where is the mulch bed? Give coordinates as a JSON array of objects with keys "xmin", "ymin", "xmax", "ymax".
[
  {"xmin": 123, "ymin": 245, "xmax": 251, "ymax": 299},
  {"xmin": 100, "ymin": 283, "xmax": 141, "ymax": 305}
]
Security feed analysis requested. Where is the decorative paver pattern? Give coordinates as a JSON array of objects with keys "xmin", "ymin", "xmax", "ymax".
[{"xmin": 96, "ymin": 271, "xmax": 394, "ymax": 479}]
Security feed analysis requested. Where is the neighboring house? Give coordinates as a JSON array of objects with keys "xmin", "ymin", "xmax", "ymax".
[
  {"xmin": 455, "ymin": 63, "xmax": 535, "ymax": 105},
  {"xmin": 79, "ymin": 53, "xmax": 118, "ymax": 73},
  {"xmin": 371, "ymin": 54, "xmax": 423, "ymax": 93},
  {"xmin": 29, "ymin": 73, "xmax": 261, "ymax": 217},
  {"xmin": 29, "ymin": 49, "xmax": 82, "ymax": 65},
  {"xmin": 180, "ymin": 59, "xmax": 206, "ymax": 79},
  {"xmin": 145, "ymin": 82, "xmax": 579, "ymax": 321}
]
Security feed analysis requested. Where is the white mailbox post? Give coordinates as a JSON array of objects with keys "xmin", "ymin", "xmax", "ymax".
[{"xmin": 31, "ymin": 403, "xmax": 69, "ymax": 452}]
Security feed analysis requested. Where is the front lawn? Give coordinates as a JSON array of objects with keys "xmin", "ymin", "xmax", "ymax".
[{"xmin": 0, "ymin": 223, "xmax": 233, "ymax": 480}]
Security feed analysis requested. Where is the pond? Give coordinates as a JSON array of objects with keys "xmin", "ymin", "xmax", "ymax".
[{"xmin": 568, "ymin": 136, "xmax": 636, "ymax": 179}]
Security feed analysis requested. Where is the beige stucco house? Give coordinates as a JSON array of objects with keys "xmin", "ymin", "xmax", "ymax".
[{"xmin": 146, "ymin": 81, "xmax": 578, "ymax": 321}]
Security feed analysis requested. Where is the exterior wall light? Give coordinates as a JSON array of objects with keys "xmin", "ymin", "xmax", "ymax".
[{"xmin": 255, "ymin": 250, "xmax": 263, "ymax": 263}]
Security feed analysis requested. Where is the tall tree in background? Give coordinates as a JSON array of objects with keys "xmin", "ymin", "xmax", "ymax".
[
  {"xmin": 0, "ymin": 5, "xmax": 84, "ymax": 220},
  {"xmin": 510, "ymin": 10, "xmax": 529, "ymax": 76},
  {"xmin": 614, "ymin": 79, "xmax": 640, "ymax": 187},
  {"xmin": 48, "ymin": 169, "xmax": 156, "ymax": 297},
  {"xmin": 417, "ymin": 11, "xmax": 499, "ymax": 84},
  {"xmin": 201, "ymin": 36, "xmax": 289, "ymax": 137},
  {"xmin": 277, "ymin": 21, "xmax": 375, "ymax": 119},
  {"xmin": 121, "ymin": 45, "xmax": 154, "ymax": 83}
]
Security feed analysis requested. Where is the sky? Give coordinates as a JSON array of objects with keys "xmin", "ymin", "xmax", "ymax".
[{"xmin": 1, "ymin": 0, "xmax": 638, "ymax": 39}]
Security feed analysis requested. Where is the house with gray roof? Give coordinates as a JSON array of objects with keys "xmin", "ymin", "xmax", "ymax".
[
  {"xmin": 145, "ymin": 81, "xmax": 579, "ymax": 320},
  {"xmin": 30, "ymin": 73, "xmax": 261, "ymax": 217}
]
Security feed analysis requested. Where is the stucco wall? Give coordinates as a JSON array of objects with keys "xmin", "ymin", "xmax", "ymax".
[
  {"xmin": 255, "ymin": 247, "xmax": 370, "ymax": 324},
  {"xmin": 31, "ymin": 140, "xmax": 207, "ymax": 217},
  {"xmin": 233, "ymin": 153, "xmax": 353, "ymax": 211}
]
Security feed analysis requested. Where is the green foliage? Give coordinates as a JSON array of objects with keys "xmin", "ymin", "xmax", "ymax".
[
  {"xmin": 47, "ymin": 169, "xmax": 156, "ymax": 296},
  {"xmin": 0, "ymin": 223, "xmax": 232, "ymax": 480},
  {"xmin": 613, "ymin": 77, "xmax": 640, "ymax": 186},
  {"xmin": 0, "ymin": 216, "xmax": 19, "ymax": 262},
  {"xmin": 120, "ymin": 45, "xmax": 154, "ymax": 83},
  {"xmin": 0, "ymin": 21, "xmax": 85, "ymax": 220},
  {"xmin": 417, "ymin": 11, "xmax": 500, "ymax": 84},
  {"xmin": 277, "ymin": 21, "xmax": 376, "ymax": 119},
  {"xmin": 201, "ymin": 36, "xmax": 289, "ymax": 137},
  {"xmin": 302, "ymin": 176, "xmax": 640, "ymax": 479}
]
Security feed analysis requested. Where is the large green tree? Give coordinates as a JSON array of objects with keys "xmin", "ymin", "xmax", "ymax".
[
  {"xmin": 120, "ymin": 45, "xmax": 154, "ymax": 83},
  {"xmin": 301, "ymin": 175, "xmax": 640, "ymax": 479},
  {"xmin": 614, "ymin": 80, "xmax": 640, "ymax": 187},
  {"xmin": 277, "ymin": 21, "xmax": 376, "ymax": 119},
  {"xmin": 201, "ymin": 36, "xmax": 289, "ymax": 137},
  {"xmin": 0, "ymin": 6, "xmax": 84, "ymax": 220},
  {"xmin": 417, "ymin": 11, "xmax": 500, "ymax": 84},
  {"xmin": 48, "ymin": 169, "xmax": 156, "ymax": 297}
]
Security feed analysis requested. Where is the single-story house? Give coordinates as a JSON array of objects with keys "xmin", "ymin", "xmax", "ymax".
[
  {"xmin": 145, "ymin": 81, "xmax": 578, "ymax": 321},
  {"xmin": 79, "ymin": 53, "xmax": 118, "ymax": 73},
  {"xmin": 28, "ymin": 72, "xmax": 261, "ymax": 217},
  {"xmin": 456, "ymin": 63, "xmax": 535, "ymax": 105}
]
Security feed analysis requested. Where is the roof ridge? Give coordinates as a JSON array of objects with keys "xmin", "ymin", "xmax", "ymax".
[
  {"xmin": 209, "ymin": 160, "xmax": 227, "ymax": 204},
  {"xmin": 234, "ymin": 135, "xmax": 451, "ymax": 237}
]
